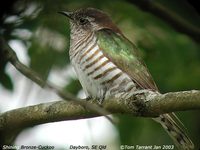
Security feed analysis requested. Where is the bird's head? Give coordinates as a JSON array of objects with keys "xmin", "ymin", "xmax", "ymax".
[{"xmin": 59, "ymin": 8, "xmax": 121, "ymax": 33}]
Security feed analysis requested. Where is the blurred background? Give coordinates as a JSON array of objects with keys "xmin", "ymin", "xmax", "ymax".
[{"xmin": 0, "ymin": 0, "xmax": 200, "ymax": 149}]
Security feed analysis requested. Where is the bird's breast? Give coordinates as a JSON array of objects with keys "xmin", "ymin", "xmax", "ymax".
[{"xmin": 69, "ymin": 33, "xmax": 137, "ymax": 100}]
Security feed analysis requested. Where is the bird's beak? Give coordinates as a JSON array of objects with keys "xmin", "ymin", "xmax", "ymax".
[{"xmin": 58, "ymin": 11, "xmax": 74, "ymax": 20}]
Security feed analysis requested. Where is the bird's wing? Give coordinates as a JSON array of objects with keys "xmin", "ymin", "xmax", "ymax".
[{"xmin": 96, "ymin": 29, "xmax": 158, "ymax": 91}]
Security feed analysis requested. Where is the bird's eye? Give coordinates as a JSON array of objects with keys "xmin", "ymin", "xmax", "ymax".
[{"xmin": 79, "ymin": 18, "xmax": 88, "ymax": 25}]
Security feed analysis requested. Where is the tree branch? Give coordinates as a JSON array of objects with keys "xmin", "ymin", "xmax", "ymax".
[
  {"xmin": 145, "ymin": 90, "xmax": 200, "ymax": 115},
  {"xmin": 127, "ymin": 0, "xmax": 200, "ymax": 43},
  {"xmin": 0, "ymin": 90, "xmax": 200, "ymax": 144}
]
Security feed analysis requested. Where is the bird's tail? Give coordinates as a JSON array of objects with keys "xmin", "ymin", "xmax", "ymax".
[{"xmin": 153, "ymin": 113, "xmax": 194, "ymax": 150}]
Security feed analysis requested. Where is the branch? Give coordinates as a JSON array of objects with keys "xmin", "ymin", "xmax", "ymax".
[
  {"xmin": 127, "ymin": 0, "xmax": 200, "ymax": 43},
  {"xmin": 145, "ymin": 90, "xmax": 200, "ymax": 115},
  {"xmin": 0, "ymin": 90, "xmax": 200, "ymax": 144},
  {"xmin": 0, "ymin": 37, "xmax": 77, "ymax": 100}
]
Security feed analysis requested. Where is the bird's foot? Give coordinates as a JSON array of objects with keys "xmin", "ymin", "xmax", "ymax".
[
  {"xmin": 96, "ymin": 98, "xmax": 104, "ymax": 106},
  {"xmin": 85, "ymin": 96, "xmax": 92, "ymax": 101},
  {"xmin": 85, "ymin": 96, "xmax": 104, "ymax": 105}
]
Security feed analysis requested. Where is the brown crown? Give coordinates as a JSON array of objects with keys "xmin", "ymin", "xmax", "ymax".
[{"xmin": 74, "ymin": 8, "xmax": 122, "ymax": 33}]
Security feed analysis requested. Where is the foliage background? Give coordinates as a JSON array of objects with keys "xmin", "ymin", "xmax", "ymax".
[{"xmin": 0, "ymin": 0, "xmax": 200, "ymax": 149}]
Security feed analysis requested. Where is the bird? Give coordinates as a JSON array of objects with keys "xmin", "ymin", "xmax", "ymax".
[{"xmin": 59, "ymin": 8, "xmax": 194, "ymax": 150}]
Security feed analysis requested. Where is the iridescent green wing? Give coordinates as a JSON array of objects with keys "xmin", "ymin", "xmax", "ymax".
[{"xmin": 96, "ymin": 29, "xmax": 158, "ymax": 91}]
